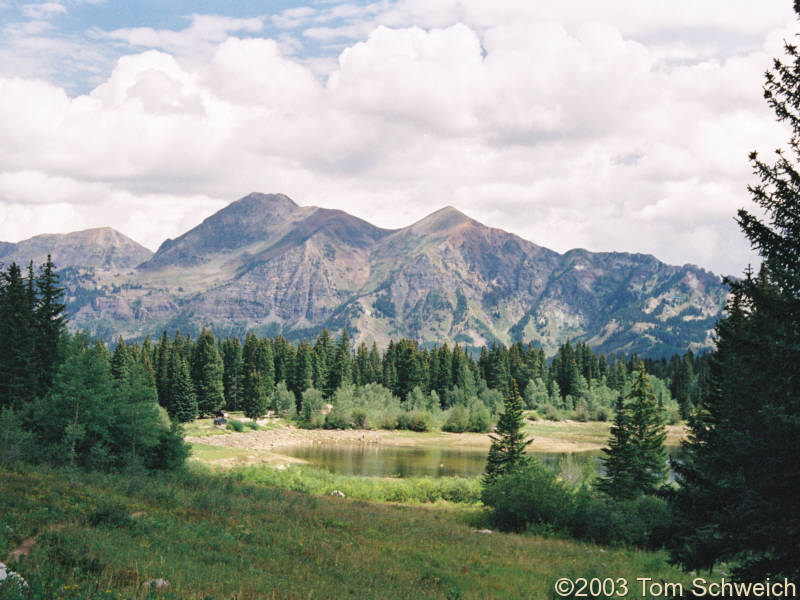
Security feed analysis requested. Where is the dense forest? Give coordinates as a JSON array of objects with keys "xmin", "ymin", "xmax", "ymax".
[
  {"xmin": 0, "ymin": 256, "xmax": 188, "ymax": 472},
  {"xmin": 100, "ymin": 317, "xmax": 707, "ymax": 432},
  {"xmin": 1, "ymin": 254, "xmax": 707, "ymax": 439}
]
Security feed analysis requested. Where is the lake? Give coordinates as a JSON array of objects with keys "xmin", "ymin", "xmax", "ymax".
[{"xmin": 281, "ymin": 443, "xmax": 602, "ymax": 479}]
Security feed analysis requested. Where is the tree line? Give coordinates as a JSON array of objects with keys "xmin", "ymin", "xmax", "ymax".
[{"xmin": 110, "ymin": 326, "xmax": 706, "ymax": 427}]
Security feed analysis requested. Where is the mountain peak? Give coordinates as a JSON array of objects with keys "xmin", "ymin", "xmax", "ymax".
[
  {"xmin": 406, "ymin": 205, "xmax": 473, "ymax": 236},
  {"xmin": 237, "ymin": 192, "xmax": 298, "ymax": 209},
  {"xmin": 0, "ymin": 227, "xmax": 152, "ymax": 270}
]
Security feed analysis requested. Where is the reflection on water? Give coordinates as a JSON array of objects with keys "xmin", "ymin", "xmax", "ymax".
[
  {"xmin": 281, "ymin": 443, "xmax": 602, "ymax": 479},
  {"xmin": 281, "ymin": 443, "xmax": 684, "ymax": 480}
]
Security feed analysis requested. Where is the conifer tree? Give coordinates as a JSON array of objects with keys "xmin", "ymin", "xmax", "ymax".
[
  {"xmin": 0, "ymin": 263, "xmax": 38, "ymax": 409},
  {"xmin": 484, "ymin": 379, "xmax": 531, "ymax": 483},
  {"xmin": 243, "ymin": 370, "xmax": 269, "ymax": 419},
  {"xmin": 191, "ymin": 329, "xmax": 225, "ymax": 416},
  {"xmin": 34, "ymin": 254, "xmax": 66, "ymax": 393},
  {"xmin": 626, "ymin": 362, "xmax": 667, "ymax": 494},
  {"xmin": 669, "ymin": 11, "xmax": 800, "ymax": 578},
  {"xmin": 110, "ymin": 337, "xmax": 132, "ymax": 381},
  {"xmin": 596, "ymin": 395, "xmax": 637, "ymax": 500},
  {"xmin": 291, "ymin": 341, "xmax": 315, "ymax": 397},
  {"xmin": 221, "ymin": 337, "xmax": 243, "ymax": 411},
  {"xmin": 154, "ymin": 331, "xmax": 171, "ymax": 408},
  {"xmin": 168, "ymin": 349, "xmax": 197, "ymax": 423}
]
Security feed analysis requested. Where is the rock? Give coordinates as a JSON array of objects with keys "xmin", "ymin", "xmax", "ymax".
[
  {"xmin": 330, "ymin": 490, "xmax": 346, "ymax": 498},
  {"xmin": 143, "ymin": 578, "xmax": 170, "ymax": 591},
  {"xmin": 471, "ymin": 529, "xmax": 493, "ymax": 535},
  {"xmin": 0, "ymin": 563, "xmax": 29, "ymax": 589}
]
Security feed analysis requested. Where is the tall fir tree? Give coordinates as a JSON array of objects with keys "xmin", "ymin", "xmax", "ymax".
[
  {"xmin": 168, "ymin": 348, "xmax": 197, "ymax": 423},
  {"xmin": 34, "ymin": 254, "xmax": 66, "ymax": 394},
  {"xmin": 0, "ymin": 263, "xmax": 38, "ymax": 409},
  {"xmin": 220, "ymin": 337, "xmax": 243, "ymax": 411},
  {"xmin": 597, "ymin": 395, "xmax": 637, "ymax": 500},
  {"xmin": 625, "ymin": 362, "xmax": 667, "ymax": 495},
  {"xmin": 484, "ymin": 379, "xmax": 531, "ymax": 483},
  {"xmin": 191, "ymin": 329, "xmax": 225, "ymax": 417},
  {"xmin": 669, "ymin": 8, "xmax": 800, "ymax": 579},
  {"xmin": 243, "ymin": 370, "xmax": 269, "ymax": 419}
]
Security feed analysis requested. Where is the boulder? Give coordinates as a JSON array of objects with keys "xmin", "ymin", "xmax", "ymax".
[{"xmin": 0, "ymin": 562, "xmax": 29, "ymax": 589}]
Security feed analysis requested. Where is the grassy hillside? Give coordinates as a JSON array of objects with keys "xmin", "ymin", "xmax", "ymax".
[{"xmin": 0, "ymin": 463, "xmax": 691, "ymax": 599}]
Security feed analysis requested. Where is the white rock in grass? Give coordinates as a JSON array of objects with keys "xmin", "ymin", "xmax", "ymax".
[
  {"xmin": 143, "ymin": 578, "xmax": 170, "ymax": 590},
  {"xmin": 0, "ymin": 563, "xmax": 29, "ymax": 589}
]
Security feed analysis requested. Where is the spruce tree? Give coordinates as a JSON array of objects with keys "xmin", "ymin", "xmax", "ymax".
[
  {"xmin": 168, "ymin": 349, "xmax": 197, "ymax": 423},
  {"xmin": 484, "ymin": 379, "xmax": 531, "ymax": 483},
  {"xmin": 668, "ymin": 12, "xmax": 800, "ymax": 580},
  {"xmin": 243, "ymin": 370, "xmax": 269, "ymax": 419},
  {"xmin": 221, "ymin": 337, "xmax": 243, "ymax": 411},
  {"xmin": 191, "ymin": 329, "xmax": 225, "ymax": 417},
  {"xmin": 626, "ymin": 362, "xmax": 667, "ymax": 495},
  {"xmin": 34, "ymin": 254, "xmax": 66, "ymax": 393},
  {"xmin": 0, "ymin": 263, "xmax": 38, "ymax": 409},
  {"xmin": 596, "ymin": 395, "xmax": 637, "ymax": 500},
  {"xmin": 110, "ymin": 337, "xmax": 132, "ymax": 381}
]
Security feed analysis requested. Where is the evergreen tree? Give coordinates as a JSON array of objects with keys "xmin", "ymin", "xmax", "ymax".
[
  {"xmin": 110, "ymin": 337, "xmax": 132, "ymax": 381},
  {"xmin": 0, "ymin": 263, "xmax": 38, "ymax": 409},
  {"xmin": 484, "ymin": 379, "xmax": 531, "ymax": 483},
  {"xmin": 326, "ymin": 328, "xmax": 352, "ymax": 396},
  {"xmin": 168, "ymin": 349, "xmax": 197, "ymax": 423},
  {"xmin": 291, "ymin": 341, "xmax": 315, "ymax": 397},
  {"xmin": 243, "ymin": 370, "xmax": 269, "ymax": 419},
  {"xmin": 221, "ymin": 337, "xmax": 243, "ymax": 411},
  {"xmin": 154, "ymin": 331, "xmax": 171, "ymax": 408},
  {"xmin": 596, "ymin": 395, "xmax": 637, "ymax": 500},
  {"xmin": 669, "ymin": 17, "xmax": 800, "ymax": 577},
  {"xmin": 626, "ymin": 362, "xmax": 667, "ymax": 495},
  {"xmin": 34, "ymin": 254, "xmax": 66, "ymax": 393},
  {"xmin": 191, "ymin": 329, "xmax": 225, "ymax": 416}
]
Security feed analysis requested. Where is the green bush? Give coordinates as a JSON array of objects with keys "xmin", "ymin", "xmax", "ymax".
[
  {"xmin": 482, "ymin": 460, "xmax": 672, "ymax": 548},
  {"xmin": 244, "ymin": 420, "xmax": 260, "ymax": 430},
  {"xmin": 482, "ymin": 461, "xmax": 574, "ymax": 532},
  {"xmin": 397, "ymin": 410, "xmax": 433, "ymax": 432},
  {"xmin": 226, "ymin": 419, "xmax": 245, "ymax": 432},
  {"xmin": 442, "ymin": 405, "xmax": 469, "ymax": 433},
  {"xmin": 467, "ymin": 402, "xmax": 491, "ymax": 432}
]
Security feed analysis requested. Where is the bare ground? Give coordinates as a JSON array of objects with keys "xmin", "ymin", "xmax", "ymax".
[{"xmin": 185, "ymin": 421, "xmax": 688, "ymax": 467}]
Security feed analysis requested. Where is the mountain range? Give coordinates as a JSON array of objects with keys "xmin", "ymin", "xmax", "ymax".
[{"xmin": 0, "ymin": 193, "xmax": 728, "ymax": 356}]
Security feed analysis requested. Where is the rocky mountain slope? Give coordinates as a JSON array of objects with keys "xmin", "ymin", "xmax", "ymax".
[{"xmin": 1, "ymin": 193, "xmax": 728, "ymax": 356}]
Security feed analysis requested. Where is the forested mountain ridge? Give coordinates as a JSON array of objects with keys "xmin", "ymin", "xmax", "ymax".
[{"xmin": 0, "ymin": 193, "xmax": 727, "ymax": 356}]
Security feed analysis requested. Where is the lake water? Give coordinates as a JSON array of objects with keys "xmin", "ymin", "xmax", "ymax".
[{"xmin": 281, "ymin": 443, "xmax": 602, "ymax": 479}]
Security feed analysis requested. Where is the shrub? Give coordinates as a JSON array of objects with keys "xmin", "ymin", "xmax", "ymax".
[
  {"xmin": 272, "ymin": 382, "xmax": 297, "ymax": 418},
  {"xmin": 442, "ymin": 405, "xmax": 469, "ymax": 433},
  {"xmin": 482, "ymin": 461, "xmax": 574, "ymax": 533},
  {"xmin": 244, "ymin": 420, "xmax": 260, "ymax": 430},
  {"xmin": 226, "ymin": 419, "xmax": 245, "ymax": 432},
  {"xmin": 397, "ymin": 410, "xmax": 433, "ymax": 432},
  {"xmin": 299, "ymin": 388, "xmax": 325, "ymax": 426},
  {"xmin": 483, "ymin": 460, "xmax": 672, "ymax": 548},
  {"xmin": 467, "ymin": 401, "xmax": 491, "ymax": 432}
]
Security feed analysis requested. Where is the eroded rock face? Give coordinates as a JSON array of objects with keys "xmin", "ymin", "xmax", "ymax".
[{"xmin": 4, "ymin": 193, "xmax": 727, "ymax": 356}]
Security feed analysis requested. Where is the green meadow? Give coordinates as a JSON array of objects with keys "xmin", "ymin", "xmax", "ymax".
[{"xmin": 0, "ymin": 462, "xmax": 692, "ymax": 599}]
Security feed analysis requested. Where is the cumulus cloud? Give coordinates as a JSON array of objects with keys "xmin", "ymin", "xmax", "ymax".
[{"xmin": 0, "ymin": 2, "xmax": 796, "ymax": 276}]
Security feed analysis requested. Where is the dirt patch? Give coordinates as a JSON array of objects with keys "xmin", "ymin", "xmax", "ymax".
[
  {"xmin": 185, "ymin": 421, "xmax": 687, "ymax": 463},
  {"xmin": 5, "ymin": 523, "xmax": 66, "ymax": 563}
]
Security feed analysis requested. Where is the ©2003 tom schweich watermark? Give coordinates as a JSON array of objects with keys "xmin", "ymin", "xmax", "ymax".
[{"xmin": 553, "ymin": 576, "xmax": 797, "ymax": 598}]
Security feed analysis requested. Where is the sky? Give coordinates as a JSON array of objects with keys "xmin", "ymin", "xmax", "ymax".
[{"xmin": 0, "ymin": 1, "xmax": 797, "ymax": 276}]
